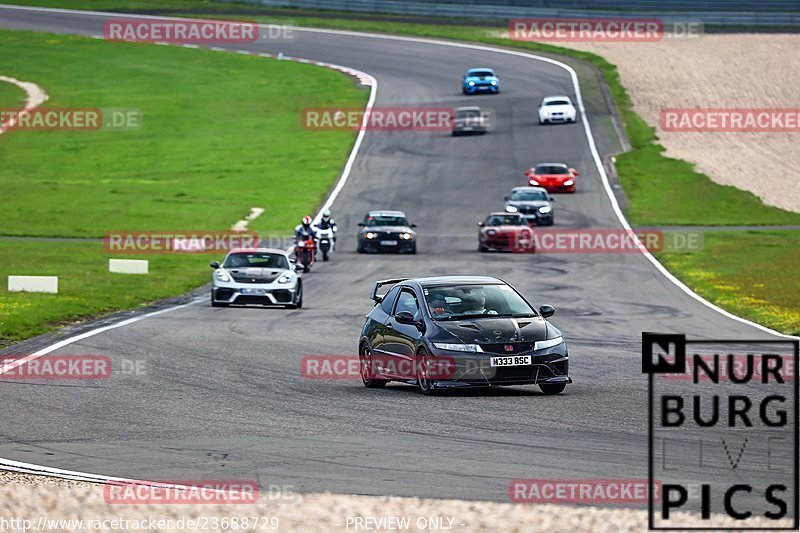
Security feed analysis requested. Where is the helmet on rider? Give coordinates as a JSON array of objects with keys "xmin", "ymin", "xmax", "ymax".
[
  {"xmin": 322, "ymin": 209, "xmax": 332, "ymax": 221},
  {"xmin": 302, "ymin": 215, "xmax": 312, "ymax": 228}
]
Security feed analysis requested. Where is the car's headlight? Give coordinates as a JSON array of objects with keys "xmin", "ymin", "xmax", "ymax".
[
  {"xmin": 538, "ymin": 206, "xmax": 552, "ymax": 214},
  {"xmin": 278, "ymin": 274, "xmax": 292, "ymax": 284},
  {"xmin": 490, "ymin": 80, "xmax": 497, "ymax": 86},
  {"xmin": 215, "ymin": 270, "xmax": 231, "ymax": 282},
  {"xmin": 542, "ymin": 110, "xmax": 549, "ymax": 117},
  {"xmin": 364, "ymin": 232, "xmax": 377, "ymax": 239},
  {"xmin": 564, "ymin": 179, "xmax": 574, "ymax": 186},
  {"xmin": 534, "ymin": 336, "xmax": 564, "ymax": 351},
  {"xmin": 529, "ymin": 180, "xmax": 539, "ymax": 185},
  {"xmin": 468, "ymin": 81, "xmax": 475, "ymax": 86},
  {"xmin": 433, "ymin": 342, "xmax": 484, "ymax": 353},
  {"xmin": 505, "ymin": 205, "xmax": 518, "ymax": 213},
  {"xmin": 399, "ymin": 233, "xmax": 414, "ymax": 240},
  {"xmin": 486, "ymin": 229, "xmax": 497, "ymax": 235}
]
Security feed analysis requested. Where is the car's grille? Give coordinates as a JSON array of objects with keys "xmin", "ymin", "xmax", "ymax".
[
  {"xmin": 233, "ymin": 295, "xmax": 270, "ymax": 305},
  {"xmin": 480, "ymin": 342, "xmax": 536, "ymax": 354},
  {"xmin": 230, "ymin": 272, "xmax": 281, "ymax": 284},
  {"xmin": 515, "ymin": 205, "xmax": 539, "ymax": 215}
]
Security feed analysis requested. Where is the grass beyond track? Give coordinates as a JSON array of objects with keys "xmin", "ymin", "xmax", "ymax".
[
  {"xmin": 0, "ymin": 30, "xmax": 366, "ymax": 237},
  {"xmin": 0, "ymin": 29, "xmax": 366, "ymax": 343}
]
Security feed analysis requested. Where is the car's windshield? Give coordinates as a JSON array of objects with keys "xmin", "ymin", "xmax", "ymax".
[
  {"xmin": 534, "ymin": 165, "xmax": 570, "ymax": 175},
  {"xmin": 545, "ymin": 100, "xmax": 570, "ymax": 106},
  {"xmin": 364, "ymin": 215, "xmax": 409, "ymax": 227},
  {"xmin": 468, "ymin": 70, "xmax": 494, "ymax": 78},
  {"xmin": 510, "ymin": 190, "xmax": 548, "ymax": 201},
  {"xmin": 485, "ymin": 215, "xmax": 525, "ymax": 226},
  {"xmin": 424, "ymin": 284, "xmax": 536, "ymax": 320},
  {"xmin": 223, "ymin": 252, "xmax": 289, "ymax": 269},
  {"xmin": 456, "ymin": 109, "xmax": 481, "ymax": 119}
]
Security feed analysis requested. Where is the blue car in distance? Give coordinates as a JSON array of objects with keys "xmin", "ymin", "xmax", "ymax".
[{"xmin": 462, "ymin": 68, "xmax": 499, "ymax": 95}]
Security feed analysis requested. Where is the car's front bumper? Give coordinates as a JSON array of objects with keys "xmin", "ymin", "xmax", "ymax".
[
  {"xmin": 464, "ymin": 84, "xmax": 498, "ymax": 94},
  {"xmin": 359, "ymin": 238, "xmax": 416, "ymax": 253},
  {"xmin": 425, "ymin": 348, "xmax": 570, "ymax": 388},
  {"xmin": 212, "ymin": 280, "xmax": 298, "ymax": 305}
]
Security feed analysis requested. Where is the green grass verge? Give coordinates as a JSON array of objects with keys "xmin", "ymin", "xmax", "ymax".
[
  {"xmin": 0, "ymin": 30, "xmax": 366, "ymax": 237},
  {"xmin": 0, "ymin": 28, "xmax": 365, "ymax": 342},
  {"xmin": 0, "ymin": 240, "xmax": 211, "ymax": 343},
  {"xmin": 0, "ymin": 79, "xmax": 26, "ymax": 109},
  {"xmin": 657, "ymin": 231, "xmax": 800, "ymax": 335}
]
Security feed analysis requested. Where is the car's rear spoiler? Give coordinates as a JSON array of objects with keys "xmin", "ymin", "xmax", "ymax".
[{"xmin": 370, "ymin": 278, "xmax": 408, "ymax": 303}]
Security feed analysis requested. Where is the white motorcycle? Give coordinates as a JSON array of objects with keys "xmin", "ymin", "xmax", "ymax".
[{"xmin": 315, "ymin": 226, "xmax": 336, "ymax": 261}]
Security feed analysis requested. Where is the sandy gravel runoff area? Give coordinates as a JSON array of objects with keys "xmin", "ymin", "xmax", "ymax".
[
  {"xmin": 556, "ymin": 34, "xmax": 800, "ymax": 214},
  {"xmin": 0, "ymin": 471, "xmax": 794, "ymax": 532}
]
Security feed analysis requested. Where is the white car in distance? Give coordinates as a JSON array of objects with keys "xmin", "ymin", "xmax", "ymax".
[{"xmin": 538, "ymin": 95, "xmax": 577, "ymax": 125}]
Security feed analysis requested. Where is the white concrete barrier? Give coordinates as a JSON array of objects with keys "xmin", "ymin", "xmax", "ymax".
[
  {"xmin": 109, "ymin": 259, "xmax": 149, "ymax": 274},
  {"xmin": 8, "ymin": 275, "xmax": 58, "ymax": 293}
]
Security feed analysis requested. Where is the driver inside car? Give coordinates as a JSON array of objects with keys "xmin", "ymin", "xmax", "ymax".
[{"xmin": 459, "ymin": 290, "xmax": 498, "ymax": 316}]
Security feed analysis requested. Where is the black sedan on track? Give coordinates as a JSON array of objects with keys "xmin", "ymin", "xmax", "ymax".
[
  {"xmin": 358, "ymin": 276, "xmax": 571, "ymax": 395},
  {"xmin": 356, "ymin": 210, "xmax": 417, "ymax": 254}
]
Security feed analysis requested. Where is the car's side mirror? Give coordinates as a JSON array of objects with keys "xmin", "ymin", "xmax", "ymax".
[
  {"xmin": 477, "ymin": 222, "xmax": 485, "ymax": 227},
  {"xmin": 570, "ymin": 168, "xmax": 579, "ymax": 176},
  {"xmin": 410, "ymin": 223, "xmax": 417, "ymax": 228},
  {"xmin": 210, "ymin": 261, "xmax": 220, "ymax": 269},
  {"xmin": 394, "ymin": 311, "xmax": 417, "ymax": 325},
  {"xmin": 549, "ymin": 197, "xmax": 556, "ymax": 202},
  {"xmin": 539, "ymin": 305, "xmax": 555, "ymax": 318},
  {"xmin": 358, "ymin": 222, "xmax": 365, "ymax": 227}
]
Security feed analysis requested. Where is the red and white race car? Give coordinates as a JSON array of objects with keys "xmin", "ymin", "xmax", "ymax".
[
  {"xmin": 477, "ymin": 212, "xmax": 535, "ymax": 253},
  {"xmin": 524, "ymin": 163, "xmax": 578, "ymax": 193}
]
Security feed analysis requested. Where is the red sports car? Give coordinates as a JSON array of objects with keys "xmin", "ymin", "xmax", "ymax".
[
  {"xmin": 524, "ymin": 163, "xmax": 578, "ymax": 193},
  {"xmin": 477, "ymin": 212, "xmax": 535, "ymax": 253}
]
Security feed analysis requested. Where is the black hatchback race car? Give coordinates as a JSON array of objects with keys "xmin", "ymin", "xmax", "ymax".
[
  {"xmin": 358, "ymin": 276, "xmax": 570, "ymax": 395},
  {"xmin": 356, "ymin": 210, "xmax": 417, "ymax": 254}
]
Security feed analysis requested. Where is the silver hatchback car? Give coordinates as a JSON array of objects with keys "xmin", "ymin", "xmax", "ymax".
[{"xmin": 210, "ymin": 247, "xmax": 302, "ymax": 308}]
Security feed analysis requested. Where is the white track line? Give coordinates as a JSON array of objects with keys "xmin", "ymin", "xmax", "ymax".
[
  {"xmin": 0, "ymin": 75, "xmax": 48, "ymax": 134},
  {"xmin": 0, "ymin": 3, "xmax": 794, "ymax": 483}
]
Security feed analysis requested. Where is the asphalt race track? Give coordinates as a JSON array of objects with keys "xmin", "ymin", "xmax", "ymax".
[{"xmin": 0, "ymin": 5, "xmax": 792, "ymax": 509}]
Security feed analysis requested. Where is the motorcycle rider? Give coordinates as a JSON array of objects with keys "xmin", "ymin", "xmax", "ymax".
[
  {"xmin": 295, "ymin": 215, "xmax": 317, "ymax": 246},
  {"xmin": 316, "ymin": 209, "xmax": 337, "ymax": 245}
]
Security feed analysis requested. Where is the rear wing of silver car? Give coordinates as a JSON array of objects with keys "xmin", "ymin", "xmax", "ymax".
[{"xmin": 370, "ymin": 278, "xmax": 408, "ymax": 304}]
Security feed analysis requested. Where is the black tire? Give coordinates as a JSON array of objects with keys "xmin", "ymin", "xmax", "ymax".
[
  {"xmin": 360, "ymin": 345, "xmax": 388, "ymax": 388},
  {"xmin": 539, "ymin": 383, "xmax": 567, "ymax": 395},
  {"xmin": 416, "ymin": 347, "xmax": 436, "ymax": 395},
  {"xmin": 410, "ymin": 245, "xmax": 417, "ymax": 255},
  {"xmin": 303, "ymin": 264, "xmax": 311, "ymax": 273},
  {"xmin": 478, "ymin": 243, "xmax": 488, "ymax": 253},
  {"xmin": 356, "ymin": 244, "xmax": 364, "ymax": 253},
  {"xmin": 211, "ymin": 290, "xmax": 228, "ymax": 307},
  {"xmin": 322, "ymin": 252, "xmax": 329, "ymax": 262}
]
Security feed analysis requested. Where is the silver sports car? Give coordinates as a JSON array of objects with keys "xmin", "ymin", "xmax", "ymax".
[{"xmin": 210, "ymin": 247, "xmax": 302, "ymax": 308}]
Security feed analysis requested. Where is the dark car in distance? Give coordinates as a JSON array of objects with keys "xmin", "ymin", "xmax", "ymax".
[
  {"xmin": 356, "ymin": 210, "xmax": 417, "ymax": 254},
  {"xmin": 358, "ymin": 276, "xmax": 570, "ymax": 395}
]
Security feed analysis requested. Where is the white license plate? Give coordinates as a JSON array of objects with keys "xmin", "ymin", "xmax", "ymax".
[
  {"xmin": 380, "ymin": 240, "xmax": 398, "ymax": 246},
  {"xmin": 490, "ymin": 355, "xmax": 531, "ymax": 367},
  {"xmin": 242, "ymin": 288, "xmax": 267, "ymax": 295}
]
